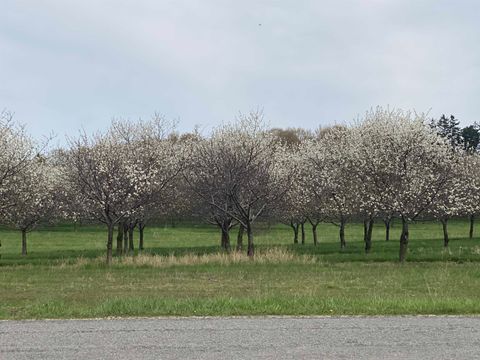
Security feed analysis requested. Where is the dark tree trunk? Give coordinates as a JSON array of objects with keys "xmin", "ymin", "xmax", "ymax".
[
  {"xmin": 469, "ymin": 214, "xmax": 474, "ymax": 239},
  {"xmin": 312, "ymin": 223, "xmax": 318, "ymax": 246},
  {"xmin": 236, "ymin": 225, "xmax": 244, "ymax": 251},
  {"xmin": 123, "ymin": 222, "xmax": 128, "ymax": 255},
  {"xmin": 139, "ymin": 222, "xmax": 145, "ymax": 251},
  {"xmin": 116, "ymin": 224, "xmax": 123, "ymax": 256},
  {"xmin": 441, "ymin": 219, "xmax": 449, "ymax": 248},
  {"xmin": 301, "ymin": 222, "xmax": 305, "ymax": 245},
  {"xmin": 399, "ymin": 217, "xmax": 409, "ymax": 263},
  {"xmin": 340, "ymin": 218, "xmax": 346, "ymax": 249},
  {"xmin": 384, "ymin": 218, "xmax": 391, "ymax": 241},
  {"xmin": 246, "ymin": 223, "xmax": 254, "ymax": 257},
  {"xmin": 290, "ymin": 222, "xmax": 299, "ymax": 244},
  {"xmin": 106, "ymin": 223, "xmax": 114, "ymax": 265},
  {"xmin": 21, "ymin": 229, "xmax": 27, "ymax": 256},
  {"xmin": 363, "ymin": 219, "xmax": 368, "ymax": 243},
  {"xmin": 128, "ymin": 225, "xmax": 134, "ymax": 253},
  {"xmin": 368, "ymin": 218, "xmax": 374, "ymax": 240},
  {"xmin": 365, "ymin": 218, "xmax": 374, "ymax": 253},
  {"xmin": 221, "ymin": 227, "xmax": 231, "ymax": 252},
  {"xmin": 221, "ymin": 229, "xmax": 226, "ymax": 249}
]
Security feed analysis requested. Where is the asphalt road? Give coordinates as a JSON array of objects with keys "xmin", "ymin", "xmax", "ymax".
[{"xmin": 1, "ymin": 316, "xmax": 479, "ymax": 359}]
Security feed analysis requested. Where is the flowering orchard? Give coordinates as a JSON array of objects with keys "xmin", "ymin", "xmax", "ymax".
[{"xmin": 0, "ymin": 107, "xmax": 478, "ymax": 263}]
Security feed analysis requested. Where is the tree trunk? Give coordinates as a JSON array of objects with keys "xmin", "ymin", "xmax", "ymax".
[
  {"xmin": 441, "ymin": 219, "xmax": 449, "ymax": 248},
  {"xmin": 139, "ymin": 222, "xmax": 145, "ymax": 251},
  {"xmin": 290, "ymin": 222, "xmax": 299, "ymax": 244},
  {"xmin": 384, "ymin": 218, "xmax": 391, "ymax": 241},
  {"xmin": 221, "ymin": 227, "xmax": 231, "ymax": 252},
  {"xmin": 364, "ymin": 218, "xmax": 373, "ymax": 254},
  {"xmin": 106, "ymin": 223, "xmax": 114, "ymax": 265},
  {"xmin": 246, "ymin": 223, "xmax": 254, "ymax": 257},
  {"xmin": 368, "ymin": 218, "xmax": 374, "ymax": 239},
  {"xmin": 312, "ymin": 223, "xmax": 318, "ymax": 246},
  {"xmin": 399, "ymin": 217, "xmax": 409, "ymax": 263},
  {"xmin": 123, "ymin": 222, "xmax": 129, "ymax": 255},
  {"xmin": 128, "ymin": 225, "xmax": 134, "ymax": 253},
  {"xmin": 116, "ymin": 224, "xmax": 123, "ymax": 256},
  {"xmin": 340, "ymin": 218, "xmax": 346, "ymax": 249},
  {"xmin": 301, "ymin": 222, "xmax": 305, "ymax": 245},
  {"xmin": 236, "ymin": 225, "xmax": 244, "ymax": 251},
  {"xmin": 363, "ymin": 219, "xmax": 368, "ymax": 244},
  {"xmin": 21, "ymin": 229, "xmax": 27, "ymax": 256},
  {"xmin": 469, "ymin": 214, "xmax": 474, "ymax": 239}
]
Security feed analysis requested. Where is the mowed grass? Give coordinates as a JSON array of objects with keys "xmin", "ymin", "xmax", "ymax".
[{"xmin": 1, "ymin": 219, "xmax": 480, "ymax": 319}]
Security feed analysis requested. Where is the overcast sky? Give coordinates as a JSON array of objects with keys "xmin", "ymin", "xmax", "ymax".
[{"xmin": 1, "ymin": 0, "xmax": 479, "ymax": 140}]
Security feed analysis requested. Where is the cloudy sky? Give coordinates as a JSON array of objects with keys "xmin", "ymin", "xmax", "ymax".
[{"xmin": 1, "ymin": 0, "xmax": 479, "ymax": 139}]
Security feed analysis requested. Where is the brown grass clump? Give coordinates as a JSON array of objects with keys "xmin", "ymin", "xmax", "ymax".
[{"xmin": 58, "ymin": 247, "xmax": 316, "ymax": 269}]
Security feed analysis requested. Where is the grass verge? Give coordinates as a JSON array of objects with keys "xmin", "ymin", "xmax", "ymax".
[{"xmin": 1, "ymin": 220, "xmax": 480, "ymax": 319}]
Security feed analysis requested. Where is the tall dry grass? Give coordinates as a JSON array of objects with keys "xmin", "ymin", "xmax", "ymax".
[{"xmin": 56, "ymin": 247, "xmax": 316, "ymax": 269}]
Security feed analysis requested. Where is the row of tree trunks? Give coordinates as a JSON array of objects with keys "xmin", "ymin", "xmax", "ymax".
[
  {"xmin": 291, "ymin": 220, "xmax": 321, "ymax": 246},
  {"xmin": 115, "ymin": 221, "xmax": 144, "ymax": 256},
  {"xmin": 99, "ymin": 213, "xmax": 474, "ymax": 265},
  {"xmin": 17, "ymin": 214, "xmax": 477, "ymax": 263},
  {"xmin": 17, "ymin": 218, "xmax": 145, "ymax": 264},
  {"xmin": 227, "ymin": 224, "xmax": 251, "ymax": 255}
]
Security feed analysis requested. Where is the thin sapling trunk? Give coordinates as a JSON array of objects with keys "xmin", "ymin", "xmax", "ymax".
[
  {"xmin": 139, "ymin": 222, "xmax": 145, "ymax": 251},
  {"xmin": 106, "ymin": 223, "xmax": 114, "ymax": 265},
  {"xmin": 399, "ymin": 217, "xmax": 409, "ymax": 263},
  {"xmin": 441, "ymin": 218, "xmax": 449, "ymax": 248},
  {"xmin": 384, "ymin": 218, "xmax": 391, "ymax": 241},
  {"xmin": 301, "ymin": 221, "xmax": 305, "ymax": 245},
  {"xmin": 469, "ymin": 214, "xmax": 474, "ymax": 239},
  {"xmin": 21, "ymin": 229, "xmax": 27, "ymax": 256},
  {"xmin": 339, "ymin": 218, "xmax": 346, "ymax": 249}
]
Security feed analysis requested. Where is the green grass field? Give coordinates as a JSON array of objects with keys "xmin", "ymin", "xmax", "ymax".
[{"xmin": 1, "ymin": 219, "xmax": 480, "ymax": 319}]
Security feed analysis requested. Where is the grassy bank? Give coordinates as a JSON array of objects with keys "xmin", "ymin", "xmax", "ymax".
[{"xmin": 1, "ymin": 220, "xmax": 480, "ymax": 319}]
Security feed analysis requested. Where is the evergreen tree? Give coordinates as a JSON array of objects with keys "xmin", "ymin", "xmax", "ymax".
[
  {"xmin": 461, "ymin": 123, "xmax": 480, "ymax": 152},
  {"xmin": 430, "ymin": 114, "xmax": 462, "ymax": 148}
]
